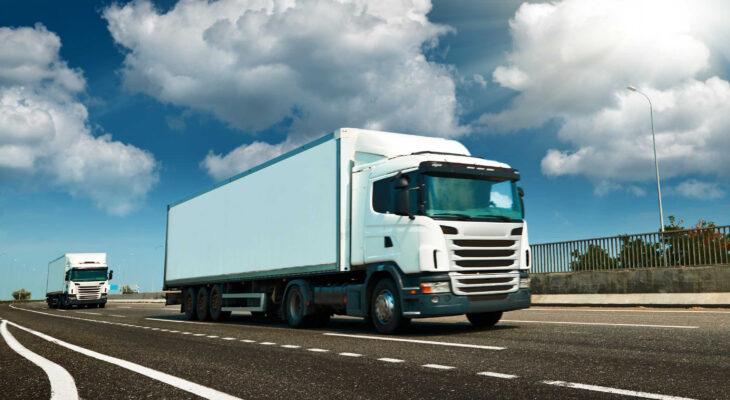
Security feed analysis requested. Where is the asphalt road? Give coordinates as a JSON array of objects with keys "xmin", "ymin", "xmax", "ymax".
[{"xmin": 1, "ymin": 302, "xmax": 728, "ymax": 400}]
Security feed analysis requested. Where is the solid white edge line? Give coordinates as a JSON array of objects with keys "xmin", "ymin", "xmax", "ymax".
[
  {"xmin": 1, "ymin": 320, "xmax": 79, "ymax": 400},
  {"xmin": 422, "ymin": 364, "xmax": 455, "ymax": 370},
  {"xmin": 527, "ymin": 308, "xmax": 730, "ymax": 314},
  {"xmin": 3, "ymin": 319, "xmax": 242, "ymax": 400},
  {"xmin": 541, "ymin": 380, "xmax": 695, "ymax": 400},
  {"xmin": 477, "ymin": 371, "xmax": 518, "ymax": 379},
  {"xmin": 501, "ymin": 319, "xmax": 698, "ymax": 329},
  {"xmin": 377, "ymin": 358, "xmax": 404, "ymax": 363},
  {"xmin": 323, "ymin": 332, "xmax": 505, "ymax": 350}
]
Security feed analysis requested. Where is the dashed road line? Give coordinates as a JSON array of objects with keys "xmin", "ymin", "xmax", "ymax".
[
  {"xmin": 526, "ymin": 308, "xmax": 730, "ymax": 314},
  {"xmin": 3, "ymin": 319, "xmax": 242, "ymax": 400},
  {"xmin": 260, "ymin": 342, "xmax": 276, "ymax": 345},
  {"xmin": 192, "ymin": 334, "xmax": 205, "ymax": 337},
  {"xmin": 477, "ymin": 371, "xmax": 518, "ymax": 379},
  {"xmin": 1, "ymin": 320, "xmax": 79, "ymax": 400},
  {"xmin": 422, "ymin": 364, "xmax": 455, "ymax": 370},
  {"xmin": 281, "ymin": 345, "xmax": 300, "ymax": 348},
  {"xmin": 378, "ymin": 358, "xmax": 404, "ymax": 363},
  {"xmin": 206, "ymin": 335, "xmax": 219, "ymax": 338},
  {"xmin": 338, "ymin": 352, "xmax": 362, "ymax": 357},
  {"xmin": 240, "ymin": 339, "xmax": 255, "ymax": 343},
  {"xmin": 501, "ymin": 320, "xmax": 698, "ymax": 329},
  {"xmin": 324, "ymin": 332, "xmax": 505, "ymax": 350},
  {"xmin": 76, "ymin": 311, "xmax": 101, "ymax": 316},
  {"xmin": 222, "ymin": 337, "xmax": 236, "ymax": 341},
  {"xmin": 307, "ymin": 348, "xmax": 329, "ymax": 352},
  {"xmin": 541, "ymin": 380, "xmax": 695, "ymax": 400},
  {"xmin": 110, "ymin": 315, "xmax": 126, "ymax": 318}
]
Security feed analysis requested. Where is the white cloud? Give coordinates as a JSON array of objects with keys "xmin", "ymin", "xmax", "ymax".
[
  {"xmin": 671, "ymin": 179, "xmax": 724, "ymax": 200},
  {"xmin": 480, "ymin": 0, "xmax": 730, "ymax": 192},
  {"xmin": 103, "ymin": 0, "xmax": 469, "ymax": 180},
  {"xmin": 201, "ymin": 140, "xmax": 291, "ymax": 181},
  {"xmin": 0, "ymin": 24, "xmax": 158, "ymax": 215}
]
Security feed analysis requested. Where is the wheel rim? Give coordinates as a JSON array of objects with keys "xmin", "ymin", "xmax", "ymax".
[
  {"xmin": 374, "ymin": 289, "xmax": 395, "ymax": 325},
  {"xmin": 211, "ymin": 292, "xmax": 219, "ymax": 313},
  {"xmin": 198, "ymin": 293, "xmax": 206, "ymax": 313},
  {"xmin": 186, "ymin": 294, "xmax": 193, "ymax": 313},
  {"xmin": 288, "ymin": 290, "xmax": 302, "ymax": 321}
]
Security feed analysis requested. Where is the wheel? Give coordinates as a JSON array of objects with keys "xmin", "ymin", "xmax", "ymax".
[
  {"xmin": 209, "ymin": 285, "xmax": 231, "ymax": 321},
  {"xmin": 59, "ymin": 296, "xmax": 68, "ymax": 309},
  {"xmin": 466, "ymin": 311, "xmax": 503, "ymax": 328},
  {"xmin": 370, "ymin": 278, "xmax": 409, "ymax": 334},
  {"xmin": 197, "ymin": 286, "xmax": 210, "ymax": 321},
  {"xmin": 284, "ymin": 285, "xmax": 308, "ymax": 328},
  {"xmin": 183, "ymin": 287, "xmax": 197, "ymax": 320},
  {"xmin": 99, "ymin": 302, "xmax": 106, "ymax": 309}
]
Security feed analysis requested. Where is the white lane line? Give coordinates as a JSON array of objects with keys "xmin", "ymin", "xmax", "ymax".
[
  {"xmin": 241, "ymin": 339, "xmax": 255, "ymax": 343},
  {"xmin": 145, "ymin": 318, "xmax": 217, "ymax": 325},
  {"xmin": 477, "ymin": 371, "xmax": 518, "ymax": 379},
  {"xmin": 221, "ymin": 337, "xmax": 236, "ymax": 341},
  {"xmin": 422, "ymin": 364, "xmax": 455, "ymax": 370},
  {"xmin": 56, "ymin": 309, "xmax": 67, "ymax": 312},
  {"xmin": 76, "ymin": 311, "xmax": 101, "ymax": 316},
  {"xmin": 307, "ymin": 348, "xmax": 329, "ymax": 352},
  {"xmin": 3, "ymin": 319, "xmax": 241, "ymax": 400},
  {"xmin": 260, "ymin": 342, "xmax": 276, "ymax": 345},
  {"xmin": 117, "ymin": 306, "xmax": 132, "ymax": 309},
  {"xmin": 193, "ymin": 334, "xmax": 205, "ymax": 337},
  {"xmin": 338, "ymin": 352, "xmax": 362, "ymax": 357},
  {"xmin": 378, "ymin": 358, "xmax": 404, "ymax": 363},
  {"xmin": 181, "ymin": 332, "xmax": 192, "ymax": 335},
  {"xmin": 169, "ymin": 330, "xmax": 180, "ymax": 333},
  {"xmin": 109, "ymin": 315, "xmax": 126, "ymax": 318},
  {"xmin": 541, "ymin": 380, "xmax": 695, "ymax": 400},
  {"xmin": 527, "ymin": 308, "xmax": 730, "ymax": 314},
  {"xmin": 206, "ymin": 335, "xmax": 219, "ymax": 338},
  {"xmin": 281, "ymin": 345, "xmax": 300, "ymax": 349},
  {"xmin": 324, "ymin": 332, "xmax": 505, "ymax": 350},
  {"xmin": 501, "ymin": 319, "xmax": 698, "ymax": 329},
  {"xmin": 151, "ymin": 328, "xmax": 160, "ymax": 331},
  {"xmin": 1, "ymin": 320, "xmax": 79, "ymax": 400}
]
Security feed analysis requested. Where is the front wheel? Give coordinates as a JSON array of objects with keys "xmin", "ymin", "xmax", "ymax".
[
  {"xmin": 466, "ymin": 311, "xmax": 503, "ymax": 328},
  {"xmin": 98, "ymin": 302, "xmax": 106, "ymax": 309},
  {"xmin": 284, "ymin": 285, "xmax": 307, "ymax": 328},
  {"xmin": 370, "ymin": 278, "xmax": 409, "ymax": 334}
]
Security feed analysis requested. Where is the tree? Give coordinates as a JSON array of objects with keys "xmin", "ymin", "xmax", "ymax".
[
  {"xmin": 121, "ymin": 285, "xmax": 134, "ymax": 294},
  {"xmin": 12, "ymin": 288, "xmax": 31, "ymax": 300},
  {"xmin": 570, "ymin": 244, "xmax": 618, "ymax": 271},
  {"xmin": 662, "ymin": 216, "xmax": 729, "ymax": 266}
]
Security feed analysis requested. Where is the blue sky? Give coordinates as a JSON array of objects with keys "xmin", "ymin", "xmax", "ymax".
[{"xmin": 1, "ymin": 0, "xmax": 728, "ymax": 299}]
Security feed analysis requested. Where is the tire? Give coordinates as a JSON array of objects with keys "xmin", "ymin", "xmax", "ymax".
[
  {"xmin": 99, "ymin": 302, "xmax": 106, "ymax": 309},
  {"xmin": 284, "ymin": 285, "xmax": 308, "ymax": 328},
  {"xmin": 59, "ymin": 295, "xmax": 68, "ymax": 309},
  {"xmin": 197, "ymin": 286, "xmax": 211, "ymax": 321},
  {"xmin": 209, "ymin": 285, "xmax": 231, "ymax": 322},
  {"xmin": 183, "ymin": 287, "xmax": 197, "ymax": 320},
  {"xmin": 370, "ymin": 278, "xmax": 409, "ymax": 334},
  {"xmin": 466, "ymin": 311, "xmax": 503, "ymax": 328}
]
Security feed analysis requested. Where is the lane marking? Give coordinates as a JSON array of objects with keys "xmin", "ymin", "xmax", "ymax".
[
  {"xmin": 181, "ymin": 332, "xmax": 192, "ymax": 335},
  {"xmin": 109, "ymin": 315, "xmax": 126, "ymax": 318},
  {"xmin": 477, "ymin": 371, "xmax": 518, "ymax": 379},
  {"xmin": 57, "ymin": 309, "xmax": 67, "ymax": 312},
  {"xmin": 281, "ymin": 345, "xmax": 300, "ymax": 349},
  {"xmin": 206, "ymin": 335, "xmax": 219, "ymax": 338},
  {"xmin": 501, "ymin": 319, "xmax": 698, "ymax": 329},
  {"xmin": 193, "ymin": 334, "xmax": 205, "ymax": 337},
  {"xmin": 117, "ymin": 306, "xmax": 132, "ymax": 309},
  {"xmin": 1, "ymin": 320, "xmax": 79, "ymax": 400},
  {"xmin": 169, "ymin": 330, "xmax": 180, "ymax": 333},
  {"xmin": 527, "ymin": 308, "xmax": 730, "ymax": 314},
  {"xmin": 307, "ymin": 348, "xmax": 329, "ymax": 352},
  {"xmin": 378, "ymin": 358, "xmax": 404, "ymax": 363},
  {"xmin": 541, "ymin": 380, "xmax": 695, "ymax": 400},
  {"xmin": 240, "ymin": 339, "xmax": 255, "ymax": 343},
  {"xmin": 3, "ymin": 319, "xmax": 242, "ymax": 400},
  {"xmin": 145, "ymin": 317, "xmax": 217, "ymax": 325},
  {"xmin": 324, "ymin": 332, "xmax": 505, "ymax": 350},
  {"xmin": 76, "ymin": 311, "xmax": 101, "ymax": 316},
  {"xmin": 260, "ymin": 342, "xmax": 276, "ymax": 345},
  {"xmin": 422, "ymin": 364, "xmax": 455, "ymax": 370},
  {"xmin": 222, "ymin": 337, "xmax": 236, "ymax": 341},
  {"xmin": 339, "ymin": 352, "xmax": 362, "ymax": 357}
]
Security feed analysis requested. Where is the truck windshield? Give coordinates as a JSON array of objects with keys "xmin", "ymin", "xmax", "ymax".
[
  {"xmin": 423, "ymin": 175, "xmax": 523, "ymax": 221},
  {"xmin": 70, "ymin": 268, "xmax": 108, "ymax": 282}
]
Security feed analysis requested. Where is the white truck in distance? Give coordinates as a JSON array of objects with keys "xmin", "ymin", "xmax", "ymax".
[
  {"xmin": 164, "ymin": 128, "xmax": 530, "ymax": 333},
  {"xmin": 46, "ymin": 253, "xmax": 113, "ymax": 309}
]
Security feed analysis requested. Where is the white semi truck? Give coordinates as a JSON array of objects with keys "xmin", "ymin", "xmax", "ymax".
[
  {"xmin": 164, "ymin": 128, "xmax": 530, "ymax": 333},
  {"xmin": 46, "ymin": 253, "xmax": 113, "ymax": 309}
]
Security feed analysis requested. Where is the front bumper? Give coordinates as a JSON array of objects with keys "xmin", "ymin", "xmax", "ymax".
[
  {"xmin": 66, "ymin": 296, "xmax": 107, "ymax": 305},
  {"xmin": 402, "ymin": 288, "xmax": 530, "ymax": 318}
]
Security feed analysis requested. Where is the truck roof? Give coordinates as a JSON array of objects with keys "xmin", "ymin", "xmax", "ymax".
[{"xmin": 50, "ymin": 253, "xmax": 107, "ymax": 267}]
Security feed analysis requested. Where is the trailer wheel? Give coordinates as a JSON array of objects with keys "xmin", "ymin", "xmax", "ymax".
[
  {"xmin": 209, "ymin": 285, "xmax": 231, "ymax": 321},
  {"xmin": 466, "ymin": 311, "xmax": 503, "ymax": 328},
  {"xmin": 183, "ymin": 287, "xmax": 197, "ymax": 320},
  {"xmin": 370, "ymin": 278, "xmax": 409, "ymax": 334},
  {"xmin": 197, "ymin": 286, "xmax": 211, "ymax": 321},
  {"xmin": 284, "ymin": 285, "xmax": 308, "ymax": 328}
]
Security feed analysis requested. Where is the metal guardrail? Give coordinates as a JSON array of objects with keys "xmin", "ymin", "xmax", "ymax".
[{"xmin": 531, "ymin": 225, "xmax": 730, "ymax": 273}]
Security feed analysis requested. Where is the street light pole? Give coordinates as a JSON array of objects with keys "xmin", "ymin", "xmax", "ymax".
[{"xmin": 627, "ymin": 86, "xmax": 665, "ymax": 233}]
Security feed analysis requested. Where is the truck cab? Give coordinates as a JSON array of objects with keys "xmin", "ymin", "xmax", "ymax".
[{"xmin": 46, "ymin": 253, "xmax": 113, "ymax": 309}]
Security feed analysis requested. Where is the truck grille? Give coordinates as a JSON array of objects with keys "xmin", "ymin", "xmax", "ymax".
[
  {"xmin": 76, "ymin": 284, "xmax": 101, "ymax": 300},
  {"xmin": 447, "ymin": 233, "xmax": 521, "ymax": 296}
]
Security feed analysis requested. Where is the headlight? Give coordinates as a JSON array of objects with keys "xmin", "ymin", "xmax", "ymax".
[
  {"xmin": 519, "ymin": 277, "xmax": 530, "ymax": 289},
  {"xmin": 420, "ymin": 282, "xmax": 450, "ymax": 294}
]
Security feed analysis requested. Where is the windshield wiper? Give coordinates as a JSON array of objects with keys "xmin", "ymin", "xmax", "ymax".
[
  {"xmin": 431, "ymin": 213, "xmax": 473, "ymax": 220},
  {"xmin": 475, "ymin": 215, "xmax": 520, "ymax": 222}
]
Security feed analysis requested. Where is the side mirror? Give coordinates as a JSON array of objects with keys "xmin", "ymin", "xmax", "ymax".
[
  {"xmin": 108, "ymin": 270, "xmax": 114, "ymax": 280},
  {"xmin": 395, "ymin": 188, "xmax": 412, "ymax": 219},
  {"xmin": 518, "ymin": 186, "xmax": 524, "ymax": 197},
  {"xmin": 517, "ymin": 186, "xmax": 525, "ymax": 218}
]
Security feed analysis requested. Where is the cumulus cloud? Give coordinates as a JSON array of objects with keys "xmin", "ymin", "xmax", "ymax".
[
  {"xmin": 670, "ymin": 180, "xmax": 725, "ymax": 200},
  {"xmin": 0, "ymin": 24, "xmax": 158, "ymax": 215},
  {"xmin": 201, "ymin": 140, "xmax": 291, "ymax": 181},
  {"xmin": 104, "ymin": 0, "xmax": 468, "ymax": 179},
  {"xmin": 480, "ymin": 0, "xmax": 730, "ymax": 192}
]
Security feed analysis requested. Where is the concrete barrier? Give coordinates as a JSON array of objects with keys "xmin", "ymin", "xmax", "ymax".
[
  {"xmin": 108, "ymin": 292, "xmax": 166, "ymax": 303},
  {"xmin": 531, "ymin": 265, "xmax": 730, "ymax": 294}
]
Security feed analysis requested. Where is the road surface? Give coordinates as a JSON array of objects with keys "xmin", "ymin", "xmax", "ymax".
[{"xmin": 1, "ymin": 302, "xmax": 728, "ymax": 399}]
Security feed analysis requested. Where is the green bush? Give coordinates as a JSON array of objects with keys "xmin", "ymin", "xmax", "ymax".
[{"xmin": 12, "ymin": 288, "xmax": 31, "ymax": 300}]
